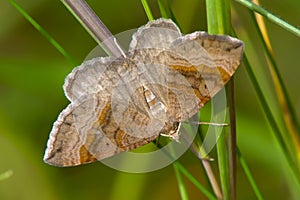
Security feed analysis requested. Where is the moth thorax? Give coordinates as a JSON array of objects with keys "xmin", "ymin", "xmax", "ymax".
[{"xmin": 143, "ymin": 86, "xmax": 166, "ymax": 116}]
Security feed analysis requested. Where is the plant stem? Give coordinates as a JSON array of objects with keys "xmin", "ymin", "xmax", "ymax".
[
  {"xmin": 141, "ymin": 0, "xmax": 154, "ymax": 20},
  {"xmin": 206, "ymin": 0, "xmax": 236, "ymax": 199},
  {"xmin": 235, "ymin": 0, "xmax": 300, "ymax": 37},
  {"xmin": 60, "ymin": 0, "xmax": 125, "ymax": 57},
  {"xmin": 227, "ymin": 79, "xmax": 237, "ymax": 200},
  {"xmin": 173, "ymin": 164, "xmax": 189, "ymax": 200},
  {"xmin": 188, "ymin": 128, "xmax": 223, "ymax": 199},
  {"xmin": 237, "ymin": 148, "xmax": 264, "ymax": 200},
  {"xmin": 202, "ymin": 159, "xmax": 223, "ymax": 199},
  {"xmin": 241, "ymin": 49, "xmax": 300, "ymax": 189},
  {"xmin": 174, "ymin": 161, "xmax": 218, "ymax": 200},
  {"xmin": 249, "ymin": 0, "xmax": 300, "ymax": 169}
]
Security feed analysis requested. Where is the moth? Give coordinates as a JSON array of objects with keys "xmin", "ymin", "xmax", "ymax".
[{"xmin": 44, "ymin": 18, "xmax": 244, "ymax": 167}]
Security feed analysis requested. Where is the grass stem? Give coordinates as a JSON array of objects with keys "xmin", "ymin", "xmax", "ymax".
[
  {"xmin": 206, "ymin": 0, "xmax": 236, "ymax": 199},
  {"xmin": 60, "ymin": 0, "xmax": 125, "ymax": 57},
  {"xmin": 235, "ymin": 0, "xmax": 300, "ymax": 37}
]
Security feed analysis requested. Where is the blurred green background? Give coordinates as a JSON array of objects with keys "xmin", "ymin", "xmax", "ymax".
[{"xmin": 0, "ymin": 0, "xmax": 299, "ymax": 199}]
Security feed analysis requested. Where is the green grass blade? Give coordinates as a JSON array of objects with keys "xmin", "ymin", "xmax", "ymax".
[
  {"xmin": 206, "ymin": 0, "xmax": 236, "ymax": 199},
  {"xmin": 157, "ymin": 0, "xmax": 169, "ymax": 18},
  {"xmin": 153, "ymin": 141, "xmax": 217, "ymax": 199},
  {"xmin": 7, "ymin": 0, "xmax": 77, "ymax": 66},
  {"xmin": 248, "ymin": 9, "xmax": 300, "ymax": 166},
  {"xmin": 206, "ymin": 0, "xmax": 231, "ymax": 34},
  {"xmin": 216, "ymin": 131, "xmax": 230, "ymax": 200},
  {"xmin": 0, "ymin": 170, "xmax": 13, "ymax": 181},
  {"xmin": 173, "ymin": 164, "xmax": 189, "ymax": 200},
  {"xmin": 157, "ymin": 0, "xmax": 180, "ymax": 30},
  {"xmin": 152, "ymin": 142, "xmax": 217, "ymax": 199},
  {"xmin": 240, "ymin": 48, "xmax": 300, "ymax": 188},
  {"xmin": 237, "ymin": 147, "xmax": 264, "ymax": 200},
  {"xmin": 235, "ymin": 0, "xmax": 300, "ymax": 37},
  {"xmin": 141, "ymin": 0, "xmax": 154, "ymax": 21},
  {"xmin": 174, "ymin": 161, "xmax": 217, "ymax": 200}
]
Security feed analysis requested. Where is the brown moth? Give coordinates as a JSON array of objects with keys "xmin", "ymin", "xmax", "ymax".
[{"xmin": 44, "ymin": 18, "xmax": 244, "ymax": 167}]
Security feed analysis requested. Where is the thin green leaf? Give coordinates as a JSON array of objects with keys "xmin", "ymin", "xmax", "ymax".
[
  {"xmin": 157, "ymin": 0, "xmax": 180, "ymax": 30},
  {"xmin": 248, "ymin": 9, "xmax": 300, "ymax": 167},
  {"xmin": 157, "ymin": 0, "xmax": 169, "ymax": 18},
  {"xmin": 141, "ymin": 0, "xmax": 154, "ymax": 21},
  {"xmin": 206, "ymin": 0, "xmax": 236, "ymax": 199},
  {"xmin": 173, "ymin": 164, "xmax": 189, "ymax": 200},
  {"xmin": 237, "ymin": 147, "xmax": 264, "ymax": 200},
  {"xmin": 235, "ymin": 0, "xmax": 300, "ymax": 37},
  {"xmin": 174, "ymin": 161, "xmax": 218, "ymax": 200},
  {"xmin": 240, "ymin": 48, "xmax": 300, "ymax": 189},
  {"xmin": 216, "ymin": 131, "xmax": 230, "ymax": 200},
  {"xmin": 206, "ymin": 0, "xmax": 231, "ymax": 34},
  {"xmin": 154, "ymin": 140, "xmax": 217, "ymax": 199},
  {"xmin": 7, "ymin": 0, "xmax": 77, "ymax": 66}
]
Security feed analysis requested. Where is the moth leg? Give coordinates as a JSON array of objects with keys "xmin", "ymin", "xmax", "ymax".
[
  {"xmin": 159, "ymin": 122, "xmax": 181, "ymax": 142},
  {"xmin": 160, "ymin": 132, "xmax": 180, "ymax": 142}
]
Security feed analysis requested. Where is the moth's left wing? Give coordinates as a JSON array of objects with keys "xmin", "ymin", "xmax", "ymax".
[{"xmin": 44, "ymin": 103, "xmax": 98, "ymax": 167}]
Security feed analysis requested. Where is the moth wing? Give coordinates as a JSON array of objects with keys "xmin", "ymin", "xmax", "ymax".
[
  {"xmin": 131, "ymin": 31, "xmax": 243, "ymax": 122},
  {"xmin": 166, "ymin": 32, "xmax": 244, "ymax": 120},
  {"xmin": 63, "ymin": 57, "xmax": 112, "ymax": 102},
  {"xmin": 44, "ymin": 93, "xmax": 161, "ymax": 167},
  {"xmin": 43, "ymin": 104, "xmax": 98, "ymax": 167},
  {"xmin": 171, "ymin": 32, "xmax": 244, "ymax": 78},
  {"xmin": 129, "ymin": 18, "xmax": 181, "ymax": 51}
]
